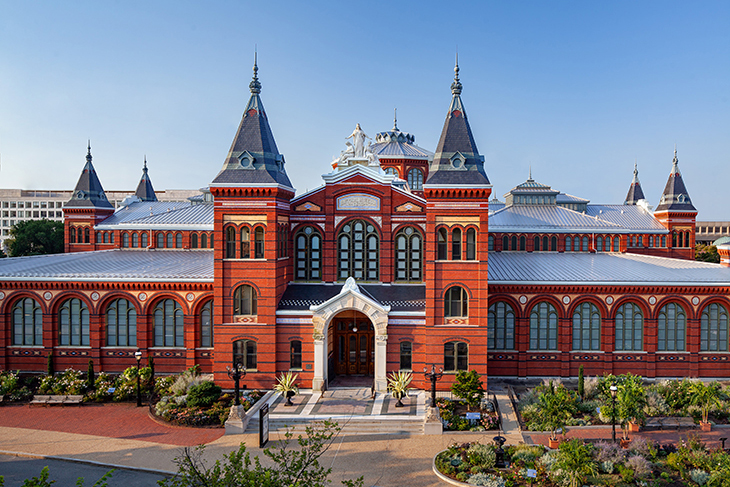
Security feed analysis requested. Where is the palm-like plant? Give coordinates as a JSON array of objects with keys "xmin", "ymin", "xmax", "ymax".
[
  {"xmin": 387, "ymin": 371, "xmax": 412, "ymax": 407},
  {"xmin": 616, "ymin": 375, "xmax": 647, "ymax": 440},
  {"xmin": 554, "ymin": 439, "xmax": 598, "ymax": 487},
  {"xmin": 536, "ymin": 383, "xmax": 577, "ymax": 441},
  {"xmin": 690, "ymin": 381, "xmax": 724, "ymax": 424},
  {"xmin": 274, "ymin": 372, "xmax": 299, "ymax": 406}
]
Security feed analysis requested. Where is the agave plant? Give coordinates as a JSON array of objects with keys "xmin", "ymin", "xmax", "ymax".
[
  {"xmin": 387, "ymin": 371, "xmax": 413, "ymax": 407},
  {"xmin": 274, "ymin": 372, "xmax": 299, "ymax": 406}
]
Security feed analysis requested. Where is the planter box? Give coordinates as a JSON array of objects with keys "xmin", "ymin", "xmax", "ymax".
[
  {"xmin": 548, "ymin": 438, "xmax": 560, "ymax": 449},
  {"xmin": 629, "ymin": 421, "xmax": 640, "ymax": 432},
  {"xmin": 700, "ymin": 421, "xmax": 712, "ymax": 432}
]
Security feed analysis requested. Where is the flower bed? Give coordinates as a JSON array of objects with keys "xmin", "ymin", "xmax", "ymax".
[{"xmin": 437, "ymin": 397, "xmax": 500, "ymax": 431}]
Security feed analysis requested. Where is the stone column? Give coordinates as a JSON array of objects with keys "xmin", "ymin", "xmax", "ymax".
[
  {"xmin": 374, "ymin": 334, "xmax": 388, "ymax": 392},
  {"xmin": 312, "ymin": 333, "xmax": 326, "ymax": 392}
]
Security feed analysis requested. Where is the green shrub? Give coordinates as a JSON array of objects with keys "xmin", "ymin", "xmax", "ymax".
[
  {"xmin": 690, "ymin": 469, "xmax": 710, "ymax": 486},
  {"xmin": 466, "ymin": 443, "xmax": 496, "ymax": 469},
  {"xmin": 466, "ymin": 472, "xmax": 505, "ymax": 486},
  {"xmin": 450, "ymin": 370, "xmax": 485, "ymax": 410},
  {"xmin": 187, "ymin": 381, "xmax": 222, "ymax": 408}
]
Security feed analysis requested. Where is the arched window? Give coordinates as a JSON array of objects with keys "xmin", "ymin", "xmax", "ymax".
[
  {"xmin": 551, "ymin": 236, "xmax": 557, "ymax": 251},
  {"xmin": 565, "ymin": 236, "xmax": 572, "ymax": 252},
  {"xmin": 191, "ymin": 233, "xmax": 199, "ymax": 249},
  {"xmin": 141, "ymin": 232, "xmax": 148, "ymax": 247},
  {"xmin": 701, "ymin": 303, "xmax": 728, "ymax": 352},
  {"xmin": 530, "ymin": 302, "xmax": 558, "ymax": 350},
  {"xmin": 596, "ymin": 236, "xmax": 603, "ymax": 252},
  {"xmin": 226, "ymin": 226, "xmax": 236, "ymax": 259},
  {"xmin": 534, "ymin": 236, "xmax": 540, "ymax": 251},
  {"xmin": 384, "ymin": 167, "xmax": 399, "ymax": 177},
  {"xmin": 237, "ymin": 227, "xmax": 249, "ymax": 258},
  {"xmin": 572, "ymin": 302, "xmax": 601, "ymax": 350},
  {"xmin": 201, "ymin": 233, "xmax": 208, "ymax": 249},
  {"xmin": 122, "ymin": 233, "xmax": 129, "ymax": 248},
  {"xmin": 132, "ymin": 233, "xmax": 139, "ymax": 248},
  {"xmin": 407, "ymin": 168, "xmax": 423, "ymax": 191},
  {"xmin": 254, "ymin": 227, "xmax": 265, "ymax": 258},
  {"xmin": 70, "ymin": 227, "xmax": 76, "ymax": 244},
  {"xmin": 438, "ymin": 228, "xmax": 448, "ymax": 260},
  {"xmin": 290, "ymin": 340, "xmax": 302, "ymax": 369},
  {"xmin": 96, "ymin": 231, "xmax": 102, "ymax": 243},
  {"xmin": 233, "ymin": 339, "xmax": 257, "ymax": 369},
  {"xmin": 466, "ymin": 228, "xmax": 476, "ymax": 260},
  {"xmin": 104, "ymin": 232, "xmax": 109, "ymax": 244},
  {"xmin": 77, "ymin": 227, "xmax": 83, "ymax": 244},
  {"xmin": 511, "ymin": 236, "xmax": 517, "ymax": 250},
  {"xmin": 615, "ymin": 302, "xmax": 643, "ymax": 351},
  {"xmin": 614, "ymin": 236, "xmax": 620, "ymax": 251},
  {"xmin": 657, "ymin": 303, "xmax": 686, "ymax": 351},
  {"xmin": 582, "ymin": 236, "xmax": 589, "ymax": 252},
  {"xmin": 166, "ymin": 233, "xmax": 173, "ymax": 249},
  {"xmin": 400, "ymin": 341, "xmax": 412, "ymax": 370},
  {"xmin": 59, "ymin": 298, "xmax": 89, "ymax": 346},
  {"xmin": 488, "ymin": 302, "xmax": 515, "ymax": 350},
  {"xmin": 452, "ymin": 228, "xmax": 462, "ymax": 260},
  {"xmin": 444, "ymin": 341, "xmax": 468, "ymax": 372},
  {"xmin": 649, "ymin": 236, "xmax": 654, "ymax": 248},
  {"xmin": 395, "ymin": 227, "xmax": 422, "ymax": 281},
  {"xmin": 502, "ymin": 235, "xmax": 509, "ymax": 251},
  {"xmin": 84, "ymin": 227, "xmax": 90, "ymax": 243},
  {"xmin": 200, "ymin": 300, "xmax": 213, "ymax": 348},
  {"xmin": 153, "ymin": 299, "xmax": 184, "ymax": 348},
  {"xmin": 444, "ymin": 286, "xmax": 468, "ymax": 318},
  {"xmin": 543, "ymin": 236, "xmax": 549, "ymax": 251},
  {"xmin": 295, "ymin": 226, "xmax": 322, "ymax": 281},
  {"xmin": 175, "ymin": 233, "xmax": 182, "ymax": 248},
  {"xmin": 519, "ymin": 236, "xmax": 526, "ymax": 251},
  {"xmin": 12, "ymin": 297, "xmax": 42, "ymax": 345},
  {"xmin": 106, "ymin": 298, "xmax": 136, "ymax": 347},
  {"xmin": 337, "ymin": 220, "xmax": 379, "ymax": 281},
  {"xmin": 488, "ymin": 235, "xmax": 494, "ymax": 251},
  {"xmin": 157, "ymin": 232, "xmax": 165, "ymax": 248},
  {"xmin": 110, "ymin": 232, "xmax": 115, "ymax": 244},
  {"xmin": 233, "ymin": 285, "xmax": 257, "ymax": 316},
  {"xmin": 661, "ymin": 235, "xmax": 666, "ymax": 248}
]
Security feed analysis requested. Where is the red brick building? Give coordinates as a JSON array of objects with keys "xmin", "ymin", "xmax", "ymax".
[{"xmin": 2, "ymin": 61, "xmax": 730, "ymax": 391}]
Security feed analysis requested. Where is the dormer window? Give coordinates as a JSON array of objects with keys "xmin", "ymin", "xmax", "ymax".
[
  {"xmin": 275, "ymin": 154, "xmax": 285, "ymax": 171},
  {"xmin": 450, "ymin": 152, "xmax": 466, "ymax": 170},
  {"xmin": 75, "ymin": 190, "xmax": 86, "ymax": 199},
  {"xmin": 238, "ymin": 151, "xmax": 255, "ymax": 169}
]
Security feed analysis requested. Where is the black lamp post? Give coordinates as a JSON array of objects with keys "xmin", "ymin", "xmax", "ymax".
[
  {"xmin": 423, "ymin": 364, "xmax": 444, "ymax": 408},
  {"xmin": 227, "ymin": 360, "xmax": 246, "ymax": 406},
  {"xmin": 134, "ymin": 349, "xmax": 142, "ymax": 407},
  {"xmin": 610, "ymin": 383, "xmax": 618, "ymax": 443}
]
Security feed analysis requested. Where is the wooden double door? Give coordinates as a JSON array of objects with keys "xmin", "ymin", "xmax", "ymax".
[{"xmin": 334, "ymin": 312, "xmax": 374, "ymax": 376}]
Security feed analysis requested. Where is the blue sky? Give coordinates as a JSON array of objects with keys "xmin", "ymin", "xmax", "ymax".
[{"xmin": 1, "ymin": 1, "xmax": 728, "ymax": 219}]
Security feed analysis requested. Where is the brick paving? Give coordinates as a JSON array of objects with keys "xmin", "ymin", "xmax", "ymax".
[
  {"xmin": 0, "ymin": 403, "xmax": 224, "ymax": 446},
  {"xmin": 528, "ymin": 426, "xmax": 730, "ymax": 450}
]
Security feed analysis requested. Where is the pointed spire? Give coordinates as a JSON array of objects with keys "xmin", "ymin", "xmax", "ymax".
[
  {"xmin": 86, "ymin": 140, "xmax": 92, "ymax": 164},
  {"xmin": 249, "ymin": 50, "xmax": 261, "ymax": 94},
  {"xmin": 624, "ymin": 159, "xmax": 645, "ymax": 205},
  {"xmin": 66, "ymin": 143, "xmax": 113, "ymax": 209},
  {"xmin": 529, "ymin": 165, "xmax": 532, "ymax": 181},
  {"xmin": 393, "ymin": 108, "xmax": 398, "ymax": 131},
  {"xmin": 135, "ymin": 156, "xmax": 158, "ymax": 202},
  {"xmin": 451, "ymin": 53, "xmax": 462, "ymax": 95},
  {"xmin": 655, "ymin": 147, "xmax": 696, "ymax": 212}
]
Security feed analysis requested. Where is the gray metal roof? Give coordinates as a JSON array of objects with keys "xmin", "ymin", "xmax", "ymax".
[
  {"xmin": 371, "ymin": 128, "xmax": 433, "ymax": 159},
  {"xmin": 585, "ymin": 205, "xmax": 667, "ymax": 232},
  {"xmin": 278, "ymin": 284, "xmax": 425, "ymax": 312},
  {"xmin": 96, "ymin": 201, "xmax": 213, "ymax": 229},
  {"xmin": 488, "ymin": 251, "xmax": 730, "ymax": 286},
  {"xmin": 0, "ymin": 249, "xmax": 213, "ymax": 282},
  {"xmin": 556, "ymin": 193, "xmax": 589, "ymax": 204}
]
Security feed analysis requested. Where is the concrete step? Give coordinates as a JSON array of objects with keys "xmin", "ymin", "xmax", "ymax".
[{"xmin": 245, "ymin": 416, "xmax": 424, "ymax": 435}]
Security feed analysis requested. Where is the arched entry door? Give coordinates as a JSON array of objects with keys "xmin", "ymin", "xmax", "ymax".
[{"xmin": 333, "ymin": 311, "xmax": 374, "ymax": 376}]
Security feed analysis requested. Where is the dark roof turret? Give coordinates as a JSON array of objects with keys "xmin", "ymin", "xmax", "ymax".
[
  {"xmin": 65, "ymin": 142, "xmax": 114, "ymax": 209},
  {"xmin": 134, "ymin": 157, "xmax": 158, "ymax": 202},
  {"xmin": 624, "ymin": 161, "xmax": 646, "ymax": 205},
  {"xmin": 655, "ymin": 148, "xmax": 696, "ymax": 213}
]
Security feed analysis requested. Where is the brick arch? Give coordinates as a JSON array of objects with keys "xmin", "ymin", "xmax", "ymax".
[
  {"xmin": 567, "ymin": 296, "xmax": 609, "ymax": 319},
  {"xmin": 1, "ymin": 291, "xmax": 46, "ymax": 314},
  {"xmin": 609, "ymin": 295, "xmax": 651, "ymax": 320},
  {"xmin": 227, "ymin": 281, "xmax": 261, "ymax": 298},
  {"xmin": 653, "ymin": 295, "xmax": 694, "ymax": 321},
  {"xmin": 525, "ymin": 295, "xmax": 565, "ymax": 320},
  {"xmin": 392, "ymin": 223, "xmax": 424, "ymax": 237},
  {"xmin": 335, "ymin": 216, "xmax": 382, "ymax": 236},
  {"xmin": 440, "ymin": 282, "xmax": 474, "ymax": 299},
  {"xmin": 49, "ymin": 291, "xmax": 93, "ymax": 316},
  {"xmin": 487, "ymin": 295, "xmax": 523, "ymax": 320},
  {"xmin": 97, "ymin": 291, "xmax": 142, "ymax": 316},
  {"xmin": 144, "ymin": 293, "xmax": 187, "ymax": 315},
  {"xmin": 190, "ymin": 293, "xmax": 215, "ymax": 316}
]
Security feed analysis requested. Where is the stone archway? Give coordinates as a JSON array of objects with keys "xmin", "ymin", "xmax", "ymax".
[{"xmin": 310, "ymin": 278, "xmax": 390, "ymax": 392}]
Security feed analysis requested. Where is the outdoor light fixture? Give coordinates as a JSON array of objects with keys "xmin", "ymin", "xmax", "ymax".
[
  {"xmin": 423, "ymin": 364, "xmax": 444, "ymax": 408},
  {"xmin": 134, "ymin": 349, "xmax": 143, "ymax": 407},
  {"xmin": 227, "ymin": 360, "xmax": 247, "ymax": 406},
  {"xmin": 610, "ymin": 383, "xmax": 618, "ymax": 443}
]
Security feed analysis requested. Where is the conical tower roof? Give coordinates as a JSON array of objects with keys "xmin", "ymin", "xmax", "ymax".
[
  {"xmin": 624, "ymin": 161, "xmax": 646, "ymax": 205},
  {"xmin": 425, "ymin": 58, "xmax": 490, "ymax": 187},
  {"xmin": 134, "ymin": 157, "xmax": 158, "ymax": 202},
  {"xmin": 210, "ymin": 56, "xmax": 293, "ymax": 190},
  {"xmin": 65, "ymin": 143, "xmax": 114, "ymax": 209},
  {"xmin": 655, "ymin": 149, "xmax": 696, "ymax": 213}
]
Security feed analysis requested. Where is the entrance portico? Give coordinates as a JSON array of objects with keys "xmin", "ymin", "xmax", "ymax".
[{"xmin": 310, "ymin": 278, "xmax": 390, "ymax": 392}]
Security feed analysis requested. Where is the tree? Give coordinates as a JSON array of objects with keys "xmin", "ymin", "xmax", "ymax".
[
  {"xmin": 690, "ymin": 381, "xmax": 724, "ymax": 424},
  {"xmin": 535, "ymin": 383, "xmax": 578, "ymax": 441},
  {"xmin": 554, "ymin": 439, "xmax": 598, "ymax": 487},
  {"xmin": 6, "ymin": 219, "xmax": 64, "ymax": 257},
  {"xmin": 158, "ymin": 420, "xmax": 363, "ymax": 487},
  {"xmin": 578, "ymin": 364, "xmax": 585, "ymax": 401},
  {"xmin": 615, "ymin": 374, "xmax": 646, "ymax": 440},
  {"xmin": 450, "ymin": 370, "xmax": 485, "ymax": 411},
  {"xmin": 86, "ymin": 359, "xmax": 95, "ymax": 392},
  {"xmin": 696, "ymin": 244, "xmax": 720, "ymax": 263}
]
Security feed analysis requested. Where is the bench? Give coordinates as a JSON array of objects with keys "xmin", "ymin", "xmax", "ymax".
[{"xmin": 29, "ymin": 394, "xmax": 84, "ymax": 406}]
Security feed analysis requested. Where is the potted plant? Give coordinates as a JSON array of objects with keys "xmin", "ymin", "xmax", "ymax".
[
  {"xmin": 387, "ymin": 370, "xmax": 412, "ymax": 407},
  {"xmin": 274, "ymin": 371, "xmax": 299, "ymax": 406},
  {"xmin": 691, "ymin": 380, "xmax": 723, "ymax": 431},
  {"xmin": 616, "ymin": 374, "xmax": 646, "ymax": 445},
  {"xmin": 535, "ymin": 383, "xmax": 577, "ymax": 448}
]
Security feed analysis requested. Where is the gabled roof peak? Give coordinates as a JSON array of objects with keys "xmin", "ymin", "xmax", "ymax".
[
  {"xmin": 135, "ymin": 156, "xmax": 158, "ymax": 202},
  {"xmin": 655, "ymin": 147, "xmax": 696, "ymax": 213},
  {"xmin": 625, "ymin": 160, "xmax": 646, "ymax": 205},
  {"xmin": 65, "ymin": 143, "xmax": 113, "ymax": 209}
]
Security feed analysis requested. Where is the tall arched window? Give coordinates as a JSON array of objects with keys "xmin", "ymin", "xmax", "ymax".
[
  {"xmin": 657, "ymin": 303, "xmax": 686, "ymax": 351},
  {"xmin": 77, "ymin": 227, "xmax": 83, "ymax": 244},
  {"xmin": 488, "ymin": 235, "xmax": 494, "ymax": 251},
  {"xmin": 157, "ymin": 232, "xmax": 165, "ymax": 248},
  {"xmin": 615, "ymin": 302, "xmax": 643, "ymax": 351},
  {"xmin": 502, "ymin": 235, "xmax": 509, "ymax": 251},
  {"xmin": 240, "ymin": 226, "xmax": 250, "ymax": 256},
  {"xmin": 226, "ymin": 227, "xmax": 236, "ymax": 259},
  {"xmin": 191, "ymin": 233, "xmax": 199, "ymax": 249},
  {"xmin": 452, "ymin": 228, "xmax": 462, "ymax": 260},
  {"xmin": 141, "ymin": 232, "xmax": 148, "ymax": 247},
  {"xmin": 614, "ymin": 236, "xmax": 620, "ymax": 251},
  {"xmin": 384, "ymin": 167, "xmax": 399, "ymax": 177},
  {"xmin": 290, "ymin": 340, "xmax": 302, "ymax": 369},
  {"xmin": 200, "ymin": 300, "xmax": 213, "ymax": 348},
  {"xmin": 582, "ymin": 236, "xmax": 589, "ymax": 251},
  {"xmin": 466, "ymin": 228, "xmax": 476, "ymax": 260},
  {"xmin": 295, "ymin": 226, "xmax": 322, "ymax": 281},
  {"xmin": 530, "ymin": 302, "xmax": 558, "ymax": 350},
  {"xmin": 400, "ymin": 341, "xmax": 412, "ymax": 370},
  {"xmin": 153, "ymin": 299, "xmax": 184, "ymax": 347},
  {"xmin": 519, "ymin": 236, "xmax": 526, "ymax": 251},
  {"xmin": 337, "ymin": 220, "xmax": 379, "ymax": 281},
  {"xmin": 70, "ymin": 227, "xmax": 76, "ymax": 244},
  {"xmin": 565, "ymin": 236, "xmax": 572, "ymax": 252},
  {"xmin": 96, "ymin": 231, "xmax": 102, "ymax": 243},
  {"xmin": 444, "ymin": 286, "xmax": 468, "ymax": 318},
  {"xmin": 407, "ymin": 168, "xmax": 423, "ymax": 191},
  {"xmin": 84, "ymin": 227, "xmax": 90, "ymax": 243},
  {"xmin": 122, "ymin": 233, "xmax": 129, "ymax": 248},
  {"xmin": 233, "ymin": 285, "xmax": 257, "ymax": 316},
  {"xmin": 543, "ymin": 236, "xmax": 549, "ymax": 251},
  {"xmin": 551, "ymin": 236, "xmax": 557, "ymax": 251},
  {"xmin": 444, "ymin": 341, "xmax": 468, "ymax": 371},
  {"xmin": 511, "ymin": 236, "xmax": 517, "ymax": 250},
  {"xmin": 488, "ymin": 302, "xmax": 515, "ymax": 350},
  {"xmin": 132, "ymin": 233, "xmax": 139, "ymax": 248},
  {"xmin": 534, "ymin": 236, "xmax": 541, "ymax": 251},
  {"xmin": 254, "ymin": 227, "xmax": 265, "ymax": 258},
  {"xmin": 395, "ymin": 227, "xmax": 422, "ymax": 281},
  {"xmin": 661, "ymin": 236, "xmax": 666, "ymax": 247},
  {"xmin": 59, "ymin": 298, "xmax": 89, "ymax": 346},
  {"xmin": 596, "ymin": 236, "xmax": 603, "ymax": 252},
  {"xmin": 12, "ymin": 297, "xmax": 42, "ymax": 345},
  {"xmin": 201, "ymin": 233, "xmax": 208, "ymax": 249},
  {"xmin": 104, "ymin": 232, "xmax": 109, "ymax": 244},
  {"xmin": 572, "ymin": 302, "xmax": 601, "ymax": 350},
  {"xmin": 438, "ymin": 228, "xmax": 448, "ymax": 260},
  {"xmin": 175, "ymin": 233, "xmax": 182, "ymax": 248},
  {"xmin": 106, "ymin": 298, "xmax": 136, "ymax": 347},
  {"xmin": 701, "ymin": 303, "xmax": 728, "ymax": 351},
  {"xmin": 233, "ymin": 339, "xmax": 257, "ymax": 369},
  {"xmin": 166, "ymin": 233, "xmax": 173, "ymax": 248}
]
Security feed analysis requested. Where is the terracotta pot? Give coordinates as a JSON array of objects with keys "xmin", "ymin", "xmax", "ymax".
[
  {"xmin": 548, "ymin": 437, "xmax": 560, "ymax": 449},
  {"xmin": 701, "ymin": 421, "xmax": 712, "ymax": 432},
  {"xmin": 629, "ymin": 421, "xmax": 640, "ymax": 432},
  {"xmin": 620, "ymin": 438, "xmax": 631, "ymax": 449}
]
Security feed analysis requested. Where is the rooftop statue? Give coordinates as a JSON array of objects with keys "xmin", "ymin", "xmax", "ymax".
[{"xmin": 346, "ymin": 123, "xmax": 370, "ymax": 158}]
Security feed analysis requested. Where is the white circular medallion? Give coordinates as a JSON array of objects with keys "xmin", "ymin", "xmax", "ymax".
[
  {"xmin": 649, "ymin": 296, "xmax": 657, "ymax": 305},
  {"xmin": 139, "ymin": 292, "xmax": 147, "ymax": 302},
  {"xmin": 91, "ymin": 292, "xmax": 100, "ymax": 301},
  {"xmin": 186, "ymin": 293, "xmax": 195, "ymax": 302},
  {"xmin": 563, "ymin": 296, "xmax": 571, "ymax": 305},
  {"xmin": 519, "ymin": 295, "xmax": 527, "ymax": 304},
  {"xmin": 606, "ymin": 296, "xmax": 614, "ymax": 305},
  {"xmin": 43, "ymin": 291, "xmax": 52, "ymax": 301},
  {"xmin": 0, "ymin": 291, "xmax": 5, "ymax": 300},
  {"xmin": 692, "ymin": 296, "xmax": 700, "ymax": 305}
]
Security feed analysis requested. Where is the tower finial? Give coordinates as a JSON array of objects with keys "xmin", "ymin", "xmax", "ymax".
[
  {"xmin": 86, "ymin": 140, "xmax": 92, "ymax": 164},
  {"xmin": 249, "ymin": 49, "xmax": 261, "ymax": 94},
  {"xmin": 529, "ymin": 164, "xmax": 532, "ymax": 180},
  {"xmin": 144, "ymin": 155, "xmax": 147, "ymax": 170},
  {"xmin": 451, "ymin": 52, "xmax": 462, "ymax": 95},
  {"xmin": 393, "ymin": 108, "xmax": 398, "ymax": 131}
]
